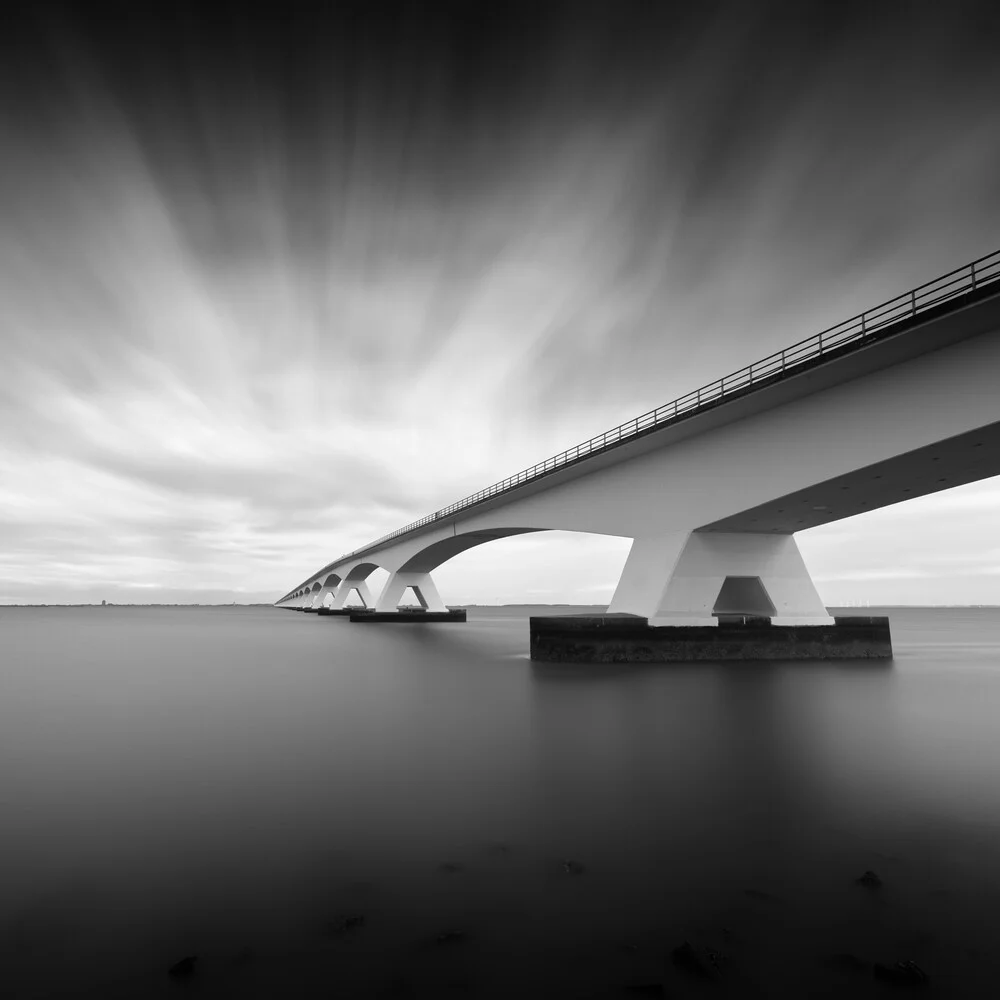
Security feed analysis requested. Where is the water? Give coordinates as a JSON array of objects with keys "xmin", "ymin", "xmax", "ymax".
[{"xmin": 2, "ymin": 605, "xmax": 1000, "ymax": 998}]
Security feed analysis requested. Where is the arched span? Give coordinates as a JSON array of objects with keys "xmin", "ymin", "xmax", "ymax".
[
  {"xmin": 397, "ymin": 528, "xmax": 544, "ymax": 574},
  {"xmin": 368, "ymin": 527, "xmax": 626, "ymax": 613},
  {"xmin": 339, "ymin": 560, "xmax": 385, "ymax": 582},
  {"xmin": 323, "ymin": 574, "xmax": 342, "ymax": 588},
  {"xmin": 311, "ymin": 582, "xmax": 322, "ymax": 591},
  {"xmin": 330, "ymin": 561, "xmax": 387, "ymax": 610}
]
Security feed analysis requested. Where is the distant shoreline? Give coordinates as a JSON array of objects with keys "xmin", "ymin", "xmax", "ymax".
[
  {"xmin": 0, "ymin": 603, "xmax": 278, "ymax": 608},
  {"xmin": 3, "ymin": 603, "xmax": 1000, "ymax": 610}
]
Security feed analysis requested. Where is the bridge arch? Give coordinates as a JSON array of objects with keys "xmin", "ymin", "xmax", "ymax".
[
  {"xmin": 368, "ymin": 527, "xmax": 630, "ymax": 612},
  {"xmin": 313, "ymin": 573, "xmax": 343, "ymax": 607},
  {"xmin": 370, "ymin": 528, "xmax": 542, "ymax": 612},
  {"xmin": 396, "ymin": 528, "xmax": 543, "ymax": 574},
  {"xmin": 329, "ymin": 561, "xmax": 387, "ymax": 609}
]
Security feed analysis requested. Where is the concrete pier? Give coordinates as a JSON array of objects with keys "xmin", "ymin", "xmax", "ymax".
[
  {"xmin": 530, "ymin": 614, "xmax": 891, "ymax": 662},
  {"xmin": 318, "ymin": 607, "xmax": 371, "ymax": 617},
  {"xmin": 350, "ymin": 609, "xmax": 467, "ymax": 623}
]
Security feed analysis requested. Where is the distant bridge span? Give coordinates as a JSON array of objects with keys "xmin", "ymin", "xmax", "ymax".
[{"xmin": 278, "ymin": 251, "xmax": 1000, "ymax": 625}]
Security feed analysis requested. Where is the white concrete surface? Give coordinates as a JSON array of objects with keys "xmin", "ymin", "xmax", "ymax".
[{"xmin": 608, "ymin": 531, "xmax": 833, "ymax": 625}]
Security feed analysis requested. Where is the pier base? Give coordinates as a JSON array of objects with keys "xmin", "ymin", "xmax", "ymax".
[
  {"xmin": 318, "ymin": 607, "xmax": 371, "ymax": 617},
  {"xmin": 530, "ymin": 614, "xmax": 891, "ymax": 662},
  {"xmin": 350, "ymin": 609, "xmax": 467, "ymax": 623}
]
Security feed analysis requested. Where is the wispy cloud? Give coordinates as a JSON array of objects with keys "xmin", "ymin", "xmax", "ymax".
[{"xmin": 2, "ymin": 3, "xmax": 998, "ymax": 603}]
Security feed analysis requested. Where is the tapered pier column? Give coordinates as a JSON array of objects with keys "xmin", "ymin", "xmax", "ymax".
[
  {"xmin": 331, "ymin": 578, "xmax": 374, "ymax": 609},
  {"xmin": 375, "ymin": 571, "xmax": 448, "ymax": 613},
  {"xmin": 608, "ymin": 530, "xmax": 833, "ymax": 626}
]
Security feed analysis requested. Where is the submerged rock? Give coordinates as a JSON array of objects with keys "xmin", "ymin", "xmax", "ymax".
[
  {"xmin": 167, "ymin": 955, "xmax": 197, "ymax": 979},
  {"xmin": 434, "ymin": 930, "xmax": 468, "ymax": 946},
  {"xmin": 856, "ymin": 870, "xmax": 883, "ymax": 889},
  {"xmin": 563, "ymin": 860, "xmax": 586, "ymax": 875},
  {"xmin": 671, "ymin": 941, "xmax": 712, "ymax": 979},
  {"xmin": 873, "ymin": 960, "xmax": 928, "ymax": 987},
  {"xmin": 327, "ymin": 914, "xmax": 366, "ymax": 935}
]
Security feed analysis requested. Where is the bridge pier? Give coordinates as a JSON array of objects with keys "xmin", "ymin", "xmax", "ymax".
[
  {"xmin": 331, "ymin": 578, "xmax": 374, "ymax": 609},
  {"xmin": 375, "ymin": 571, "xmax": 448, "ymax": 613},
  {"xmin": 608, "ymin": 530, "xmax": 834, "ymax": 626},
  {"xmin": 316, "ymin": 586, "xmax": 337, "ymax": 608}
]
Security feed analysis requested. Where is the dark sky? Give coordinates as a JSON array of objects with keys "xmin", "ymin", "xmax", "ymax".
[{"xmin": 2, "ymin": 1, "xmax": 999, "ymax": 604}]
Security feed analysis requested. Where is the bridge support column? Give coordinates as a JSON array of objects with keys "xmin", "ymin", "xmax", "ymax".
[
  {"xmin": 375, "ymin": 571, "xmax": 448, "ymax": 613},
  {"xmin": 316, "ymin": 586, "xmax": 337, "ymax": 607},
  {"xmin": 331, "ymin": 579, "xmax": 374, "ymax": 609},
  {"xmin": 608, "ymin": 530, "xmax": 834, "ymax": 626}
]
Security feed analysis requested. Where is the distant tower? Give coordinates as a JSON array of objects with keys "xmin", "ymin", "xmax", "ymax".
[{"xmin": 101, "ymin": 599, "xmax": 106, "ymax": 606}]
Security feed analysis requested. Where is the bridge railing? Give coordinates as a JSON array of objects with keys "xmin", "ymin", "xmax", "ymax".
[{"xmin": 284, "ymin": 249, "xmax": 1000, "ymax": 595}]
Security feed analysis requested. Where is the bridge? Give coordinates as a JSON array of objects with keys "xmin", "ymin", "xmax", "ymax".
[{"xmin": 276, "ymin": 250, "xmax": 1000, "ymax": 627}]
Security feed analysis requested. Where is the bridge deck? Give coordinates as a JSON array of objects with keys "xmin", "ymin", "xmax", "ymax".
[{"xmin": 282, "ymin": 250, "xmax": 1000, "ymax": 601}]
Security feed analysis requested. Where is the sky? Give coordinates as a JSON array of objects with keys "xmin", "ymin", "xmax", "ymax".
[{"xmin": 2, "ymin": 0, "xmax": 999, "ymax": 606}]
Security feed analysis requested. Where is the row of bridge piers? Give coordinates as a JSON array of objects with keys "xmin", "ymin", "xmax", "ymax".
[
  {"xmin": 275, "ymin": 533, "xmax": 893, "ymax": 659},
  {"xmin": 275, "ymin": 253, "xmax": 1000, "ymax": 660},
  {"xmin": 279, "ymin": 570, "xmax": 448, "ymax": 614},
  {"xmin": 277, "ymin": 532, "xmax": 839, "ymax": 624}
]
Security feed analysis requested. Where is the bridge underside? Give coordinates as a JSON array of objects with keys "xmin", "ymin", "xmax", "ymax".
[
  {"xmin": 602, "ymin": 421, "xmax": 1000, "ymax": 625},
  {"xmin": 698, "ymin": 420, "xmax": 1000, "ymax": 533}
]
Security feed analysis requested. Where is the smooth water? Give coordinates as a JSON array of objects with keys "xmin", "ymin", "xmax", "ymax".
[{"xmin": 2, "ymin": 605, "xmax": 1000, "ymax": 998}]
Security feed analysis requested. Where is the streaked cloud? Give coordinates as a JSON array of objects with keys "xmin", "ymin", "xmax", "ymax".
[{"xmin": 1, "ymin": 2, "xmax": 998, "ymax": 604}]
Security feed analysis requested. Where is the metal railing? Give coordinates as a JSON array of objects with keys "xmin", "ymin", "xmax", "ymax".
[{"xmin": 281, "ymin": 249, "xmax": 1000, "ymax": 599}]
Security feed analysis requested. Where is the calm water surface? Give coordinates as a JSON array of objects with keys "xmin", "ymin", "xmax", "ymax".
[{"xmin": 2, "ymin": 605, "xmax": 1000, "ymax": 998}]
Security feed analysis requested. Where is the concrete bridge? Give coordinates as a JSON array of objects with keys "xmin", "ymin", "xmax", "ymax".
[{"xmin": 277, "ymin": 251, "xmax": 1000, "ymax": 626}]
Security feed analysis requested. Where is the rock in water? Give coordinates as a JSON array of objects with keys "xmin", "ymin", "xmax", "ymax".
[
  {"xmin": 328, "ymin": 914, "xmax": 366, "ymax": 935},
  {"xmin": 434, "ymin": 930, "xmax": 467, "ymax": 946},
  {"xmin": 873, "ymin": 960, "xmax": 928, "ymax": 987},
  {"xmin": 167, "ymin": 955, "xmax": 197, "ymax": 979},
  {"xmin": 671, "ymin": 941, "xmax": 712, "ymax": 979},
  {"xmin": 856, "ymin": 870, "xmax": 883, "ymax": 889}
]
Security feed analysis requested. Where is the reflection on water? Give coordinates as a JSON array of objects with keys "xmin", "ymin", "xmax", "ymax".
[{"xmin": 2, "ymin": 605, "xmax": 1000, "ymax": 997}]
